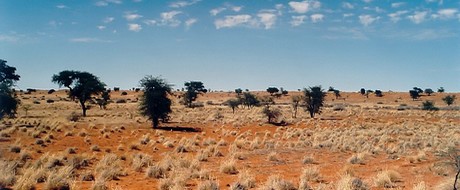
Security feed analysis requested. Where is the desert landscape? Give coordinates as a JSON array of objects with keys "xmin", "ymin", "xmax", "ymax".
[
  {"xmin": 2, "ymin": 0, "xmax": 460, "ymax": 189},
  {"xmin": 1, "ymin": 88, "xmax": 459, "ymax": 190}
]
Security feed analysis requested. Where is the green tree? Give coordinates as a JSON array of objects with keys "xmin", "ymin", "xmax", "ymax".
[
  {"xmin": 266, "ymin": 87, "xmax": 279, "ymax": 96},
  {"xmin": 52, "ymin": 70, "xmax": 106, "ymax": 116},
  {"xmin": 235, "ymin": 88, "xmax": 243, "ymax": 96},
  {"xmin": 360, "ymin": 88, "xmax": 366, "ymax": 96},
  {"xmin": 240, "ymin": 92, "xmax": 260, "ymax": 109},
  {"xmin": 375, "ymin": 90, "xmax": 383, "ymax": 97},
  {"xmin": 442, "ymin": 95, "xmax": 456, "ymax": 106},
  {"xmin": 424, "ymin": 88, "xmax": 434, "ymax": 96},
  {"xmin": 96, "ymin": 89, "xmax": 111, "ymax": 109},
  {"xmin": 333, "ymin": 90, "xmax": 341, "ymax": 99},
  {"xmin": 225, "ymin": 98, "xmax": 240, "ymax": 114},
  {"xmin": 183, "ymin": 81, "xmax": 207, "ymax": 108},
  {"xmin": 303, "ymin": 86, "xmax": 327, "ymax": 118},
  {"xmin": 422, "ymin": 101, "xmax": 439, "ymax": 111},
  {"xmin": 291, "ymin": 95, "xmax": 302, "ymax": 118},
  {"xmin": 437, "ymin": 87, "xmax": 445, "ymax": 93},
  {"xmin": 0, "ymin": 59, "xmax": 20, "ymax": 120},
  {"xmin": 139, "ymin": 76, "xmax": 172, "ymax": 128},
  {"xmin": 409, "ymin": 90, "xmax": 420, "ymax": 100}
]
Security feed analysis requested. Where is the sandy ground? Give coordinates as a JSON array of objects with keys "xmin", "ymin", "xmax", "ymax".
[{"xmin": 0, "ymin": 90, "xmax": 459, "ymax": 190}]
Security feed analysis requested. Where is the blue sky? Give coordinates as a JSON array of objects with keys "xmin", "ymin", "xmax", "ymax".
[{"xmin": 1, "ymin": 0, "xmax": 459, "ymax": 92}]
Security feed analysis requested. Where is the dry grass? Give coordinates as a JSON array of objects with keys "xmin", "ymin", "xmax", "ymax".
[
  {"xmin": 219, "ymin": 158, "xmax": 238, "ymax": 174},
  {"xmin": 44, "ymin": 165, "xmax": 74, "ymax": 190},
  {"xmin": 300, "ymin": 166, "xmax": 321, "ymax": 182},
  {"xmin": 0, "ymin": 160, "xmax": 18, "ymax": 188},
  {"xmin": 373, "ymin": 170, "xmax": 402, "ymax": 188},
  {"xmin": 260, "ymin": 175, "xmax": 296, "ymax": 190},
  {"xmin": 197, "ymin": 180, "xmax": 219, "ymax": 190}
]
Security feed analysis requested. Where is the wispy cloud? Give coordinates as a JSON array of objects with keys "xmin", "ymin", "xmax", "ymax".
[
  {"xmin": 391, "ymin": 2, "xmax": 405, "ymax": 8},
  {"xmin": 311, "ymin": 14, "xmax": 324, "ymax": 23},
  {"xmin": 290, "ymin": 15, "xmax": 307, "ymax": 26},
  {"xmin": 437, "ymin": 8, "xmax": 458, "ymax": 19},
  {"xmin": 103, "ymin": 17, "xmax": 115, "ymax": 23},
  {"xmin": 257, "ymin": 11, "xmax": 277, "ymax": 29},
  {"xmin": 0, "ymin": 34, "xmax": 19, "ymax": 42},
  {"xmin": 288, "ymin": 0, "xmax": 321, "ymax": 14},
  {"xmin": 170, "ymin": 0, "xmax": 201, "ymax": 8},
  {"xmin": 388, "ymin": 10, "xmax": 409, "ymax": 23},
  {"xmin": 56, "ymin": 4, "xmax": 68, "ymax": 9},
  {"xmin": 143, "ymin": 20, "xmax": 157, "ymax": 26},
  {"xmin": 408, "ymin": 11, "xmax": 428, "ymax": 24},
  {"xmin": 69, "ymin": 37, "xmax": 111, "ymax": 43},
  {"xmin": 185, "ymin": 18, "xmax": 197, "ymax": 29},
  {"xmin": 95, "ymin": 0, "xmax": 122, "ymax": 7},
  {"xmin": 124, "ymin": 12, "xmax": 143, "ymax": 21},
  {"xmin": 342, "ymin": 2, "xmax": 354, "ymax": 9},
  {"xmin": 160, "ymin": 11, "xmax": 182, "ymax": 27},
  {"xmin": 210, "ymin": 7, "xmax": 226, "ymax": 16},
  {"xmin": 128, "ymin": 23, "xmax": 142, "ymax": 32},
  {"xmin": 214, "ymin": 14, "xmax": 254, "ymax": 29},
  {"xmin": 359, "ymin": 15, "xmax": 380, "ymax": 26},
  {"xmin": 97, "ymin": 25, "xmax": 106, "ymax": 30}
]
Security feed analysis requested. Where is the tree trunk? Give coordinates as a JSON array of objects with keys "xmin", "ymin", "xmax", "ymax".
[
  {"xmin": 153, "ymin": 117, "xmax": 159, "ymax": 129},
  {"xmin": 293, "ymin": 107, "xmax": 298, "ymax": 118},
  {"xmin": 454, "ymin": 167, "xmax": 459, "ymax": 190},
  {"xmin": 232, "ymin": 107, "xmax": 235, "ymax": 114},
  {"xmin": 79, "ymin": 100, "xmax": 87, "ymax": 117}
]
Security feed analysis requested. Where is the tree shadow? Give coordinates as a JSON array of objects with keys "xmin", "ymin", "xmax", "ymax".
[{"xmin": 156, "ymin": 126, "xmax": 202, "ymax": 132}]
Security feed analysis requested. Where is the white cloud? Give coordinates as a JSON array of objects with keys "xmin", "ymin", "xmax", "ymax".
[
  {"xmin": 210, "ymin": 7, "xmax": 226, "ymax": 16},
  {"xmin": 364, "ymin": 6, "xmax": 384, "ymax": 13},
  {"xmin": 438, "ymin": 8, "xmax": 458, "ymax": 19},
  {"xmin": 290, "ymin": 15, "xmax": 307, "ymax": 26},
  {"xmin": 124, "ymin": 12, "xmax": 143, "ymax": 21},
  {"xmin": 343, "ymin": 13, "xmax": 354, "ymax": 18},
  {"xmin": 391, "ymin": 2, "xmax": 405, "ymax": 8},
  {"xmin": 214, "ymin": 14, "xmax": 252, "ymax": 29},
  {"xmin": 288, "ymin": 0, "xmax": 320, "ymax": 14},
  {"xmin": 0, "ymin": 34, "xmax": 18, "ymax": 42},
  {"xmin": 69, "ymin": 37, "xmax": 111, "ymax": 43},
  {"xmin": 133, "ymin": 0, "xmax": 142, "ymax": 2},
  {"xmin": 103, "ymin": 17, "xmax": 115, "ymax": 23},
  {"xmin": 185, "ymin": 18, "xmax": 197, "ymax": 28},
  {"xmin": 311, "ymin": 14, "xmax": 324, "ymax": 23},
  {"xmin": 408, "ymin": 11, "xmax": 428, "ymax": 24},
  {"xmin": 388, "ymin": 10, "xmax": 408, "ymax": 22},
  {"xmin": 411, "ymin": 29, "xmax": 454, "ymax": 40},
  {"xmin": 160, "ymin": 11, "xmax": 182, "ymax": 27},
  {"xmin": 56, "ymin": 4, "xmax": 68, "ymax": 9},
  {"xmin": 231, "ymin": 6, "xmax": 242, "ymax": 12},
  {"xmin": 128, "ymin": 23, "xmax": 142, "ymax": 32},
  {"xmin": 170, "ymin": 0, "xmax": 201, "ymax": 8},
  {"xmin": 342, "ymin": 2, "xmax": 354, "ymax": 9},
  {"xmin": 97, "ymin": 25, "xmax": 106, "ymax": 30},
  {"xmin": 362, "ymin": 0, "xmax": 372, "ymax": 3},
  {"xmin": 143, "ymin": 20, "xmax": 157, "ymax": 26},
  {"xmin": 257, "ymin": 12, "xmax": 277, "ymax": 29},
  {"xmin": 95, "ymin": 0, "xmax": 121, "ymax": 6},
  {"xmin": 359, "ymin": 15, "xmax": 379, "ymax": 26},
  {"xmin": 425, "ymin": 0, "xmax": 443, "ymax": 5}
]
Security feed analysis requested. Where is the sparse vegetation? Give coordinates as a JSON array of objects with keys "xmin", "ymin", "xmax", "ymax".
[
  {"xmin": 302, "ymin": 86, "xmax": 327, "ymax": 118},
  {"xmin": 139, "ymin": 76, "xmax": 173, "ymax": 128}
]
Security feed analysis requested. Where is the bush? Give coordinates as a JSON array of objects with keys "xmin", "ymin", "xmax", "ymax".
[
  {"xmin": 116, "ymin": 99, "xmax": 127, "ymax": 104},
  {"xmin": 68, "ymin": 112, "xmax": 81, "ymax": 122},
  {"xmin": 48, "ymin": 89, "xmax": 55, "ymax": 94},
  {"xmin": 46, "ymin": 99, "xmax": 55, "ymax": 103},
  {"xmin": 121, "ymin": 91, "xmax": 128, "ymax": 96},
  {"xmin": 422, "ymin": 101, "xmax": 439, "ymax": 111}
]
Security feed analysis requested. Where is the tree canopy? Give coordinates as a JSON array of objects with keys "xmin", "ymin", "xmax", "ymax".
[
  {"xmin": 0, "ymin": 59, "xmax": 20, "ymax": 120},
  {"xmin": 52, "ymin": 70, "xmax": 106, "ymax": 116},
  {"xmin": 303, "ymin": 86, "xmax": 326, "ymax": 118},
  {"xmin": 139, "ymin": 76, "xmax": 172, "ymax": 128},
  {"xmin": 183, "ymin": 81, "xmax": 207, "ymax": 108}
]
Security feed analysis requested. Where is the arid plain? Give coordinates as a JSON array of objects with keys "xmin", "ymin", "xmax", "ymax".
[{"xmin": 1, "ymin": 90, "xmax": 459, "ymax": 190}]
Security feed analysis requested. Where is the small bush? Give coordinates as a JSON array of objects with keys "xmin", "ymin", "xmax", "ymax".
[
  {"xmin": 121, "ymin": 91, "xmax": 128, "ymax": 96},
  {"xmin": 422, "ymin": 101, "xmax": 439, "ymax": 111},
  {"xmin": 67, "ymin": 112, "xmax": 81, "ymax": 122}
]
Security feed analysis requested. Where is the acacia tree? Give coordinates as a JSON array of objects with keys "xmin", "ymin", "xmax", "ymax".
[
  {"xmin": 240, "ymin": 92, "xmax": 259, "ymax": 109},
  {"xmin": 52, "ymin": 70, "xmax": 105, "ymax": 116},
  {"xmin": 139, "ymin": 76, "xmax": 172, "ymax": 128},
  {"xmin": 225, "ymin": 99, "xmax": 240, "ymax": 114},
  {"xmin": 442, "ymin": 95, "xmax": 456, "ymax": 106},
  {"xmin": 409, "ymin": 90, "xmax": 420, "ymax": 100},
  {"xmin": 266, "ymin": 87, "xmax": 279, "ymax": 96},
  {"xmin": 0, "ymin": 59, "xmax": 20, "ymax": 120},
  {"xmin": 303, "ymin": 86, "xmax": 327, "ymax": 118},
  {"xmin": 424, "ymin": 88, "xmax": 434, "ymax": 96},
  {"xmin": 183, "ymin": 81, "xmax": 207, "ymax": 108}
]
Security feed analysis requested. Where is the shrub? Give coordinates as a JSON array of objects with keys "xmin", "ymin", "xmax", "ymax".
[
  {"xmin": 261, "ymin": 175, "xmax": 296, "ymax": 190},
  {"xmin": 67, "ymin": 112, "xmax": 81, "ymax": 122},
  {"xmin": 115, "ymin": 99, "xmax": 126, "ymax": 104},
  {"xmin": 46, "ymin": 99, "xmax": 54, "ymax": 103},
  {"xmin": 442, "ymin": 95, "xmax": 456, "ymax": 106},
  {"xmin": 48, "ymin": 89, "xmax": 55, "ymax": 94},
  {"xmin": 422, "ymin": 101, "xmax": 439, "ymax": 111},
  {"xmin": 220, "ymin": 159, "xmax": 238, "ymax": 174},
  {"xmin": 197, "ymin": 180, "xmax": 219, "ymax": 190},
  {"xmin": 121, "ymin": 91, "xmax": 128, "ymax": 96}
]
